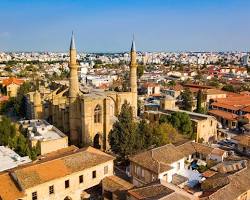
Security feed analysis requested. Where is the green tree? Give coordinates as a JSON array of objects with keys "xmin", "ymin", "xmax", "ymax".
[
  {"xmin": 108, "ymin": 102, "xmax": 138, "ymax": 160},
  {"xmin": 168, "ymin": 80, "xmax": 176, "ymax": 87},
  {"xmin": 137, "ymin": 65, "xmax": 144, "ymax": 79},
  {"xmin": 222, "ymin": 84, "xmax": 235, "ymax": 92},
  {"xmin": 152, "ymin": 123, "xmax": 178, "ymax": 146},
  {"xmin": 0, "ymin": 116, "xmax": 39, "ymax": 160},
  {"xmin": 121, "ymin": 72, "xmax": 130, "ymax": 92},
  {"xmin": 95, "ymin": 59, "xmax": 103, "ymax": 65},
  {"xmin": 195, "ymin": 90, "xmax": 204, "ymax": 113},
  {"xmin": 208, "ymin": 78, "xmax": 220, "ymax": 88},
  {"xmin": 194, "ymin": 72, "xmax": 203, "ymax": 81},
  {"xmin": 136, "ymin": 119, "xmax": 152, "ymax": 149},
  {"xmin": 181, "ymin": 88, "xmax": 193, "ymax": 111},
  {"xmin": 13, "ymin": 82, "xmax": 34, "ymax": 116},
  {"xmin": 159, "ymin": 115, "xmax": 169, "ymax": 124},
  {"xmin": 167, "ymin": 112, "xmax": 193, "ymax": 137},
  {"xmin": 137, "ymin": 100, "xmax": 143, "ymax": 116},
  {"xmin": 137, "ymin": 120, "xmax": 178, "ymax": 149}
]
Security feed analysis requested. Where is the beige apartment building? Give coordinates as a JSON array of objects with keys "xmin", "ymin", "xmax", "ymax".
[{"xmin": 0, "ymin": 146, "xmax": 114, "ymax": 200}]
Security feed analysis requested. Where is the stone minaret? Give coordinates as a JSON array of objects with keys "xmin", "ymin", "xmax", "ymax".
[
  {"xmin": 130, "ymin": 38, "xmax": 138, "ymax": 117},
  {"xmin": 69, "ymin": 32, "xmax": 79, "ymax": 145}
]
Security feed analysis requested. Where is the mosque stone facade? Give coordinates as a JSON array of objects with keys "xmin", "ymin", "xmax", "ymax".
[{"xmin": 28, "ymin": 34, "xmax": 138, "ymax": 150}]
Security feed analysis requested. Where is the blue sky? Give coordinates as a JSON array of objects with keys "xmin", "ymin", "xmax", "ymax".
[{"xmin": 0, "ymin": 0, "xmax": 249, "ymax": 52}]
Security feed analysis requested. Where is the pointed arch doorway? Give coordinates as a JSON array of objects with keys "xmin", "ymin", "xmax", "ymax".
[{"xmin": 93, "ymin": 133, "xmax": 102, "ymax": 149}]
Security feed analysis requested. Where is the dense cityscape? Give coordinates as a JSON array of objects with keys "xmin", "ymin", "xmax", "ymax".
[{"xmin": 0, "ymin": 1, "xmax": 250, "ymax": 200}]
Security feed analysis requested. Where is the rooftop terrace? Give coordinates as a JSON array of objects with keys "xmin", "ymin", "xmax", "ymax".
[
  {"xmin": 0, "ymin": 146, "xmax": 31, "ymax": 172},
  {"xmin": 19, "ymin": 119, "xmax": 67, "ymax": 141}
]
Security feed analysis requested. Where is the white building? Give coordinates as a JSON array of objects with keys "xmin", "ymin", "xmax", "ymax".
[
  {"xmin": 130, "ymin": 142, "xmax": 228, "ymax": 188},
  {"xmin": 0, "ymin": 146, "xmax": 31, "ymax": 172},
  {"xmin": 86, "ymin": 75, "xmax": 118, "ymax": 87},
  {"xmin": 19, "ymin": 120, "xmax": 68, "ymax": 155},
  {"xmin": 242, "ymin": 55, "xmax": 250, "ymax": 66}
]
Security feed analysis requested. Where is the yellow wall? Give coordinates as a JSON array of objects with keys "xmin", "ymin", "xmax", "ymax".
[
  {"xmin": 6, "ymin": 83, "xmax": 20, "ymax": 97},
  {"xmin": 22, "ymin": 161, "xmax": 113, "ymax": 200},
  {"xmin": 40, "ymin": 137, "xmax": 68, "ymax": 155}
]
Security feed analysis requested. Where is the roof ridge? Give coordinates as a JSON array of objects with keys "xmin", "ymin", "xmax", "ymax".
[{"xmin": 10, "ymin": 147, "xmax": 89, "ymax": 172}]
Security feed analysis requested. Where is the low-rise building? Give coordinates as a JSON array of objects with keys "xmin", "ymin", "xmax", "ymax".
[
  {"xmin": 0, "ymin": 146, "xmax": 31, "ymax": 172},
  {"xmin": 144, "ymin": 109, "xmax": 218, "ymax": 143},
  {"xmin": 1, "ymin": 77, "xmax": 25, "ymax": 97},
  {"xmin": 129, "ymin": 144, "xmax": 186, "ymax": 187},
  {"xmin": 0, "ymin": 146, "xmax": 114, "ymax": 200},
  {"xmin": 127, "ymin": 181, "xmax": 196, "ymax": 200},
  {"xmin": 205, "ymin": 89, "xmax": 227, "ymax": 104},
  {"xmin": 163, "ymin": 84, "xmax": 183, "ymax": 99},
  {"xmin": 208, "ymin": 109, "xmax": 238, "ymax": 129},
  {"xmin": 140, "ymin": 82, "xmax": 161, "ymax": 96},
  {"xmin": 199, "ymin": 160, "xmax": 250, "ymax": 200},
  {"xmin": 232, "ymin": 134, "xmax": 250, "ymax": 156},
  {"xmin": 160, "ymin": 95, "xmax": 176, "ymax": 110},
  {"xmin": 209, "ymin": 94, "xmax": 250, "ymax": 129},
  {"xmin": 102, "ymin": 175, "xmax": 134, "ymax": 200},
  {"xmin": 129, "ymin": 142, "xmax": 249, "ymax": 200},
  {"xmin": 129, "ymin": 141, "xmax": 230, "ymax": 187},
  {"xmin": 19, "ymin": 119, "xmax": 68, "ymax": 155}
]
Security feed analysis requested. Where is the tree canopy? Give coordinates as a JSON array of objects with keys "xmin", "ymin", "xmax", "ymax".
[
  {"xmin": 137, "ymin": 65, "xmax": 144, "ymax": 79},
  {"xmin": 108, "ymin": 102, "xmax": 138, "ymax": 159},
  {"xmin": 159, "ymin": 112, "xmax": 194, "ymax": 139},
  {"xmin": 181, "ymin": 88, "xmax": 193, "ymax": 111},
  {"xmin": 108, "ymin": 102, "xmax": 179, "ymax": 161},
  {"xmin": 0, "ymin": 117, "xmax": 40, "ymax": 160},
  {"xmin": 195, "ymin": 89, "xmax": 206, "ymax": 114},
  {"xmin": 222, "ymin": 84, "xmax": 236, "ymax": 92}
]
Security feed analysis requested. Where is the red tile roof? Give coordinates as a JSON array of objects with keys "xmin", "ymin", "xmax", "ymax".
[
  {"xmin": 183, "ymin": 84, "xmax": 213, "ymax": 90},
  {"xmin": 211, "ymin": 102, "xmax": 241, "ymax": 111},
  {"xmin": 0, "ymin": 95, "xmax": 9, "ymax": 102},
  {"xmin": 202, "ymin": 170, "xmax": 217, "ymax": 178},
  {"xmin": 129, "ymin": 144, "xmax": 184, "ymax": 174},
  {"xmin": 210, "ymin": 148, "xmax": 226, "ymax": 157},
  {"xmin": 242, "ymin": 106, "xmax": 250, "ymax": 113},
  {"xmin": 0, "ymin": 173, "xmax": 24, "ymax": 200},
  {"xmin": 2, "ymin": 77, "xmax": 24, "ymax": 86},
  {"xmin": 12, "ymin": 147, "xmax": 114, "ymax": 189},
  {"xmin": 208, "ymin": 109, "xmax": 238, "ymax": 121},
  {"xmin": 211, "ymin": 95, "xmax": 250, "ymax": 112}
]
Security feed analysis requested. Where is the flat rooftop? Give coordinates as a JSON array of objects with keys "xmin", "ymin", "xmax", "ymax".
[
  {"xmin": 146, "ymin": 108, "xmax": 217, "ymax": 121},
  {"xmin": 0, "ymin": 146, "xmax": 31, "ymax": 172},
  {"xmin": 19, "ymin": 119, "xmax": 67, "ymax": 141}
]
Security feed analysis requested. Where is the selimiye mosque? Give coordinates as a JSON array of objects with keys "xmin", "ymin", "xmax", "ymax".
[{"xmin": 29, "ymin": 33, "xmax": 138, "ymax": 150}]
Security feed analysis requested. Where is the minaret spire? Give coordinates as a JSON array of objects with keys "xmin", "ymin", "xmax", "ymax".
[
  {"xmin": 131, "ymin": 34, "xmax": 136, "ymax": 52},
  {"xmin": 69, "ymin": 32, "xmax": 79, "ymax": 145},
  {"xmin": 129, "ymin": 35, "xmax": 138, "ymax": 117},
  {"xmin": 70, "ymin": 31, "xmax": 76, "ymax": 50}
]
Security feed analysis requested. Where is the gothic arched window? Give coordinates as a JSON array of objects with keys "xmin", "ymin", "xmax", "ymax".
[{"xmin": 94, "ymin": 105, "xmax": 102, "ymax": 123}]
